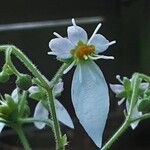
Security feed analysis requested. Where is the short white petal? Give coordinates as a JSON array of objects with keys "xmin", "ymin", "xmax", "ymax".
[
  {"xmin": 53, "ymin": 79, "xmax": 64, "ymax": 95},
  {"xmin": 109, "ymin": 84, "xmax": 124, "ymax": 94},
  {"xmin": 71, "ymin": 61, "xmax": 109, "ymax": 147},
  {"xmin": 67, "ymin": 26, "xmax": 88, "ymax": 45},
  {"xmin": 49, "ymin": 38, "xmax": 74, "ymax": 59},
  {"xmin": 126, "ymin": 101, "xmax": 142, "ymax": 129},
  {"xmin": 33, "ymin": 101, "xmax": 49, "ymax": 129},
  {"xmin": 90, "ymin": 34, "xmax": 109, "ymax": 53},
  {"xmin": 11, "ymin": 88, "xmax": 18, "ymax": 103},
  {"xmin": 0, "ymin": 122, "xmax": 5, "ymax": 133},
  {"xmin": 28, "ymin": 86, "xmax": 39, "ymax": 94},
  {"xmin": 55, "ymin": 99, "xmax": 74, "ymax": 129},
  {"xmin": 140, "ymin": 82, "xmax": 149, "ymax": 90}
]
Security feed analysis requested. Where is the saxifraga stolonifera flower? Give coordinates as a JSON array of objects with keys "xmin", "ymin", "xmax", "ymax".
[{"xmin": 48, "ymin": 18, "xmax": 116, "ymax": 147}]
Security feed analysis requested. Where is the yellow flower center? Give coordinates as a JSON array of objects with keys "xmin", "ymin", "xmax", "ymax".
[{"xmin": 71, "ymin": 41, "xmax": 95, "ymax": 60}]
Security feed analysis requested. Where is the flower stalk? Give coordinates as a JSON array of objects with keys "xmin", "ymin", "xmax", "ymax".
[{"xmin": 0, "ymin": 45, "xmax": 70, "ymax": 150}]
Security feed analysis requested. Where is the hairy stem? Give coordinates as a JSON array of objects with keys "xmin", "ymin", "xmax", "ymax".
[
  {"xmin": 14, "ymin": 125, "xmax": 31, "ymax": 150},
  {"xmin": 0, "ymin": 45, "xmax": 70, "ymax": 150}
]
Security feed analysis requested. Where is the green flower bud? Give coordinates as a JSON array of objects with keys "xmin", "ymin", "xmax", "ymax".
[
  {"xmin": 0, "ymin": 105, "xmax": 12, "ymax": 116},
  {"xmin": 0, "ymin": 71, "xmax": 10, "ymax": 83},
  {"xmin": 138, "ymin": 99, "xmax": 150, "ymax": 113},
  {"xmin": 16, "ymin": 74, "xmax": 32, "ymax": 90}
]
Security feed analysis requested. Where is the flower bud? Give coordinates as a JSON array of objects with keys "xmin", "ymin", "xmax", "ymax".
[
  {"xmin": 0, "ymin": 71, "xmax": 10, "ymax": 83},
  {"xmin": 16, "ymin": 74, "xmax": 32, "ymax": 90}
]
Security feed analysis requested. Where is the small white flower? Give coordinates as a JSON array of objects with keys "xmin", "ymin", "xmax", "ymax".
[
  {"xmin": 30, "ymin": 80, "xmax": 74, "ymax": 129},
  {"xmin": 110, "ymin": 78, "xmax": 148, "ymax": 129}
]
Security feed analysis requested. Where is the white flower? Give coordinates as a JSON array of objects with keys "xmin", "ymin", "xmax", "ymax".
[
  {"xmin": 29, "ymin": 79, "xmax": 74, "ymax": 129},
  {"xmin": 48, "ymin": 18, "xmax": 115, "ymax": 147},
  {"xmin": 110, "ymin": 80, "xmax": 148, "ymax": 129}
]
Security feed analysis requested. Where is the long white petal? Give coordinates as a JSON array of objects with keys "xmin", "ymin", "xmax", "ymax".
[
  {"xmin": 53, "ymin": 79, "xmax": 64, "ymax": 95},
  {"xmin": 49, "ymin": 37, "xmax": 74, "ymax": 59},
  {"xmin": 71, "ymin": 61, "xmax": 109, "ymax": 147},
  {"xmin": 67, "ymin": 25, "xmax": 88, "ymax": 45},
  {"xmin": 126, "ymin": 101, "xmax": 142, "ymax": 129},
  {"xmin": 0, "ymin": 122, "xmax": 5, "ymax": 133},
  {"xmin": 55, "ymin": 99, "xmax": 74, "ymax": 129},
  {"xmin": 89, "ymin": 34, "xmax": 110, "ymax": 53},
  {"xmin": 33, "ymin": 101, "xmax": 49, "ymax": 129}
]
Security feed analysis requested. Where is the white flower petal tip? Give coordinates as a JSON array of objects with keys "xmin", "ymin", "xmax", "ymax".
[
  {"xmin": 55, "ymin": 100, "xmax": 74, "ymax": 129},
  {"xmin": 109, "ymin": 84, "xmax": 123, "ymax": 94},
  {"xmin": 140, "ymin": 82, "xmax": 149, "ymax": 90},
  {"xmin": 0, "ymin": 122, "xmax": 5, "ymax": 133},
  {"xmin": 28, "ymin": 86, "xmax": 39, "ymax": 94},
  {"xmin": 126, "ymin": 101, "xmax": 142, "ymax": 130},
  {"xmin": 71, "ymin": 61, "xmax": 109, "ymax": 147},
  {"xmin": 67, "ymin": 25, "xmax": 88, "ymax": 45},
  {"xmin": 33, "ymin": 101, "xmax": 49, "ymax": 130}
]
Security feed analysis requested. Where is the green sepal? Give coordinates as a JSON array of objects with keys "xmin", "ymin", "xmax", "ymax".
[
  {"xmin": 29, "ymin": 90, "xmax": 47, "ymax": 101},
  {"xmin": 0, "ymin": 71, "xmax": 10, "ymax": 83},
  {"xmin": 16, "ymin": 74, "xmax": 32, "ymax": 90},
  {"xmin": 116, "ymin": 91, "xmax": 127, "ymax": 98},
  {"xmin": 4, "ymin": 94, "xmax": 18, "ymax": 113},
  {"xmin": 144, "ymin": 89, "xmax": 150, "ymax": 97},
  {"xmin": 60, "ymin": 134, "xmax": 68, "ymax": 147},
  {"xmin": 138, "ymin": 99, "xmax": 150, "ymax": 113},
  {"xmin": 3, "ymin": 64, "xmax": 13, "ymax": 75},
  {"xmin": 0, "ymin": 105, "xmax": 11, "ymax": 117},
  {"xmin": 123, "ymin": 77, "xmax": 131, "ymax": 91}
]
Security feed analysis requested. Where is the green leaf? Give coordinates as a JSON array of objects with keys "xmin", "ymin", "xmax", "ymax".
[{"xmin": 138, "ymin": 99, "xmax": 150, "ymax": 113}]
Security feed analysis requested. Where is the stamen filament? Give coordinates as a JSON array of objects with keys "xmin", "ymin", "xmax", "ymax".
[
  {"xmin": 63, "ymin": 61, "xmax": 76, "ymax": 74},
  {"xmin": 89, "ymin": 55, "xmax": 114, "ymax": 60},
  {"xmin": 83, "ymin": 55, "xmax": 88, "ymax": 60},
  {"xmin": 72, "ymin": 18, "xmax": 76, "ymax": 26},
  {"xmin": 53, "ymin": 32, "xmax": 63, "ymax": 38},
  {"xmin": 47, "ymin": 52, "xmax": 56, "ymax": 55},
  {"xmin": 118, "ymin": 98, "xmax": 125, "ymax": 106},
  {"xmin": 87, "ymin": 23, "xmax": 102, "ymax": 45},
  {"xmin": 105, "ymin": 41, "xmax": 116, "ymax": 46},
  {"xmin": 78, "ymin": 64, "xmax": 82, "ymax": 83},
  {"xmin": 116, "ymin": 75, "xmax": 123, "ymax": 84}
]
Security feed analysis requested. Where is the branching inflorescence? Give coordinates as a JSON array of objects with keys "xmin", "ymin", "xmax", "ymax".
[{"xmin": 0, "ymin": 19, "xmax": 150, "ymax": 150}]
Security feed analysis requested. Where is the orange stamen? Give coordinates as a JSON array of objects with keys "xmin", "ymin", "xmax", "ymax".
[{"xmin": 76, "ymin": 45, "xmax": 95, "ymax": 59}]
